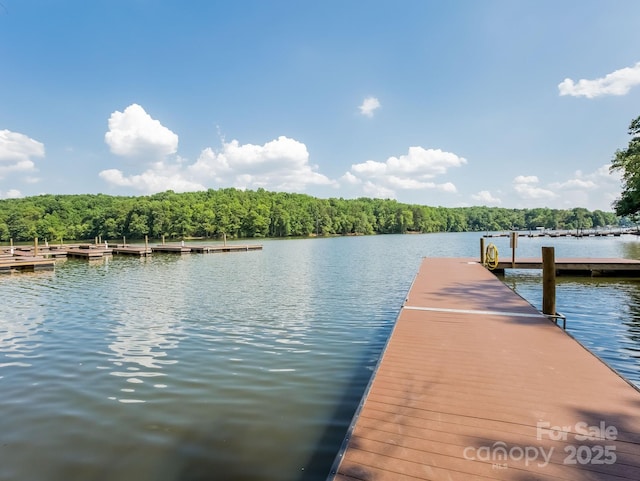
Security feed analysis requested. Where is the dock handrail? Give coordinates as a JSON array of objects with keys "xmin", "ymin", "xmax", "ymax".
[{"xmin": 545, "ymin": 311, "xmax": 567, "ymax": 329}]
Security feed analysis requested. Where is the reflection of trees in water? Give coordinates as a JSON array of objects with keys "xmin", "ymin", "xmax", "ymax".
[
  {"xmin": 619, "ymin": 282, "xmax": 640, "ymax": 354},
  {"xmin": 619, "ymin": 240, "xmax": 640, "ymax": 260}
]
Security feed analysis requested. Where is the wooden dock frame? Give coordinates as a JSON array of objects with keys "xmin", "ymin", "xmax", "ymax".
[
  {"xmin": 0, "ymin": 255, "xmax": 55, "ymax": 274},
  {"xmin": 151, "ymin": 243, "xmax": 263, "ymax": 254},
  {"xmin": 329, "ymin": 258, "xmax": 640, "ymax": 481}
]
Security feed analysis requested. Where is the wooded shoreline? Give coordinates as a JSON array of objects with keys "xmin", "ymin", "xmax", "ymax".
[{"xmin": 0, "ymin": 188, "xmax": 620, "ymax": 242}]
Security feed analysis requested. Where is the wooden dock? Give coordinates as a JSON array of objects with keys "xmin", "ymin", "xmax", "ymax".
[
  {"xmin": 493, "ymin": 257, "xmax": 640, "ymax": 276},
  {"xmin": 111, "ymin": 245, "xmax": 153, "ymax": 256},
  {"xmin": 329, "ymin": 258, "xmax": 640, "ymax": 481},
  {"xmin": 65, "ymin": 245, "xmax": 113, "ymax": 259},
  {"xmin": 0, "ymin": 241, "xmax": 262, "ymax": 270},
  {"xmin": 190, "ymin": 244, "xmax": 263, "ymax": 253},
  {"xmin": 151, "ymin": 243, "xmax": 263, "ymax": 254},
  {"xmin": 0, "ymin": 255, "xmax": 55, "ymax": 273}
]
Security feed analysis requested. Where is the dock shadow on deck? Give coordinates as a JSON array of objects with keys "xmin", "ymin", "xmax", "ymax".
[{"xmin": 329, "ymin": 258, "xmax": 640, "ymax": 481}]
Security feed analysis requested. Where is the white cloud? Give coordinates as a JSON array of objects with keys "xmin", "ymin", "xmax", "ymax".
[
  {"xmin": 100, "ymin": 134, "xmax": 336, "ymax": 194},
  {"xmin": 558, "ymin": 62, "xmax": 640, "ymax": 98},
  {"xmin": 189, "ymin": 136, "xmax": 335, "ymax": 191},
  {"xmin": 343, "ymin": 146, "xmax": 466, "ymax": 199},
  {"xmin": 514, "ymin": 175, "xmax": 539, "ymax": 184},
  {"xmin": 362, "ymin": 181, "xmax": 395, "ymax": 199},
  {"xmin": 509, "ymin": 165, "xmax": 621, "ymax": 210},
  {"xmin": 472, "ymin": 190, "xmax": 502, "ymax": 205},
  {"xmin": 0, "ymin": 189, "xmax": 23, "ymax": 199},
  {"xmin": 340, "ymin": 171, "xmax": 361, "ymax": 185},
  {"xmin": 99, "ymin": 165, "xmax": 205, "ymax": 194},
  {"xmin": 105, "ymin": 104, "xmax": 179, "ymax": 158},
  {"xmin": 0, "ymin": 129, "xmax": 44, "ymax": 179},
  {"xmin": 513, "ymin": 175, "xmax": 557, "ymax": 200},
  {"xmin": 358, "ymin": 96, "xmax": 381, "ymax": 117}
]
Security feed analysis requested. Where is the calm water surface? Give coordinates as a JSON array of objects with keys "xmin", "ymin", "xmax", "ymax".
[{"xmin": 1, "ymin": 233, "xmax": 639, "ymax": 480}]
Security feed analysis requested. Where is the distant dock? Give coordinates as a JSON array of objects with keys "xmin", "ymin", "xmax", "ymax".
[
  {"xmin": 0, "ymin": 241, "xmax": 262, "ymax": 273},
  {"xmin": 150, "ymin": 243, "xmax": 263, "ymax": 254},
  {"xmin": 0, "ymin": 254, "xmax": 55, "ymax": 273},
  {"xmin": 329, "ymin": 258, "xmax": 640, "ymax": 480},
  {"xmin": 484, "ymin": 228, "xmax": 634, "ymax": 238}
]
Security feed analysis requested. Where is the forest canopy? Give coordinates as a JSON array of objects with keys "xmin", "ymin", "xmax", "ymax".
[
  {"xmin": 610, "ymin": 115, "xmax": 640, "ymax": 217},
  {"xmin": 0, "ymin": 188, "xmax": 620, "ymax": 242}
]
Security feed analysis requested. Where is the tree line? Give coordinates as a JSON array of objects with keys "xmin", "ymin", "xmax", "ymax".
[{"xmin": 0, "ymin": 188, "xmax": 620, "ymax": 243}]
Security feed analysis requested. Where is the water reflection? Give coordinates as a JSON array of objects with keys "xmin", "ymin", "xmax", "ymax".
[
  {"xmin": 0, "ymin": 308, "xmax": 43, "ymax": 369},
  {"xmin": 0, "ymin": 280, "xmax": 48, "ymax": 370},
  {"xmin": 100, "ymin": 259, "xmax": 187, "ymax": 403}
]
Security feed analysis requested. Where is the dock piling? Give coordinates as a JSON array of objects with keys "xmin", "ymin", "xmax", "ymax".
[{"xmin": 542, "ymin": 246, "xmax": 556, "ymax": 317}]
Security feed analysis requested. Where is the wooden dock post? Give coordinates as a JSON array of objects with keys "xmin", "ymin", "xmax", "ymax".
[
  {"xmin": 162, "ymin": 235, "xmax": 165, "ymax": 245},
  {"xmin": 145, "ymin": 235, "xmax": 149, "ymax": 252},
  {"xmin": 510, "ymin": 231, "xmax": 517, "ymax": 268},
  {"xmin": 34, "ymin": 237, "xmax": 38, "ymax": 256},
  {"xmin": 542, "ymin": 246, "xmax": 556, "ymax": 317},
  {"xmin": 480, "ymin": 237, "xmax": 485, "ymax": 265}
]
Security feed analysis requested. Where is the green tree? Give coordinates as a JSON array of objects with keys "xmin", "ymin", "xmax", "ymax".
[{"xmin": 610, "ymin": 115, "xmax": 640, "ymax": 217}]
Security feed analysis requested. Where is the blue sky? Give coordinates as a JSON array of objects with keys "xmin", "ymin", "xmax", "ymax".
[{"xmin": 1, "ymin": 0, "xmax": 640, "ymax": 211}]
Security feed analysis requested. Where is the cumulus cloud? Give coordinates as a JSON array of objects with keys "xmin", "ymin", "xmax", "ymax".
[
  {"xmin": 558, "ymin": 62, "xmax": 640, "ymax": 98},
  {"xmin": 343, "ymin": 146, "xmax": 466, "ymax": 199},
  {"xmin": 99, "ymin": 165, "xmax": 205, "ymax": 194},
  {"xmin": 513, "ymin": 175, "xmax": 557, "ymax": 200},
  {"xmin": 362, "ymin": 181, "xmax": 395, "ymax": 199},
  {"xmin": 100, "ymin": 133, "xmax": 336, "ymax": 194},
  {"xmin": 358, "ymin": 96, "xmax": 381, "ymax": 117},
  {"xmin": 0, "ymin": 189, "xmax": 23, "ymax": 199},
  {"xmin": 0, "ymin": 129, "xmax": 44, "ymax": 179},
  {"xmin": 188, "ymin": 136, "xmax": 335, "ymax": 191},
  {"xmin": 472, "ymin": 190, "xmax": 502, "ymax": 205},
  {"xmin": 340, "ymin": 171, "xmax": 361, "ymax": 185},
  {"xmin": 105, "ymin": 104, "xmax": 179, "ymax": 158},
  {"xmin": 510, "ymin": 166, "xmax": 622, "ymax": 210}
]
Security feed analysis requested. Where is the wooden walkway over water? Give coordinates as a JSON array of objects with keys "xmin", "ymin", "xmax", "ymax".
[{"xmin": 329, "ymin": 258, "xmax": 640, "ymax": 481}]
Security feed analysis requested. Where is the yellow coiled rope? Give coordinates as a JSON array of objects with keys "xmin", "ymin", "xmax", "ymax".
[{"xmin": 484, "ymin": 243, "xmax": 499, "ymax": 270}]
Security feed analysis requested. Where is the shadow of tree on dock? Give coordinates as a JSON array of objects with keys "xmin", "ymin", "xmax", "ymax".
[{"xmin": 427, "ymin": 277, "xmax": 556, "ymax": 323}]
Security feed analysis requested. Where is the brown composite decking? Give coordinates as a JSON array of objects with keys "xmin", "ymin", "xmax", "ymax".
[{"xmin": 329, "ymin": 257, "xmax": 640, "ymax": 481}]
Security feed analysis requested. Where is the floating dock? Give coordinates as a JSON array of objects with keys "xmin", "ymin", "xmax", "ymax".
[
  {"xmin": 492, "ymin": 257, "xmax": 640, "ymax": 276},
  {"xmin": 0, "ymin": 255, "xmax": 55, "ymax": 273},
  {"xmin": 65, "ymin": 245, "xmax": 113, "ymax": 259},
  {"xmin": 111, "ymin": 245, "xmax": 153, "ymax": 256},
  {"xmin": 189, "ymin": 244, "xmax": 263, "ymax": 253},
  {"xmin": 152, "ymin": 243, "xmax": 263, "ymax": 254},
  {"xmin": 329, "ymin": 258, "xmax": 640, "ymax": 481}
]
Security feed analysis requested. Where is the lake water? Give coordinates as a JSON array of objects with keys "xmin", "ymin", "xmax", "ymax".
[{"xmin": 1, "ymin": 232, "xmax": 639, "ymax": 480}]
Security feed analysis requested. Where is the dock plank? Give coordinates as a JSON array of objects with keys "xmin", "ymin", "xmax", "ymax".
[{"xmin": 329, "ymin": 258, "xmax": 640, "ymax": 481}]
